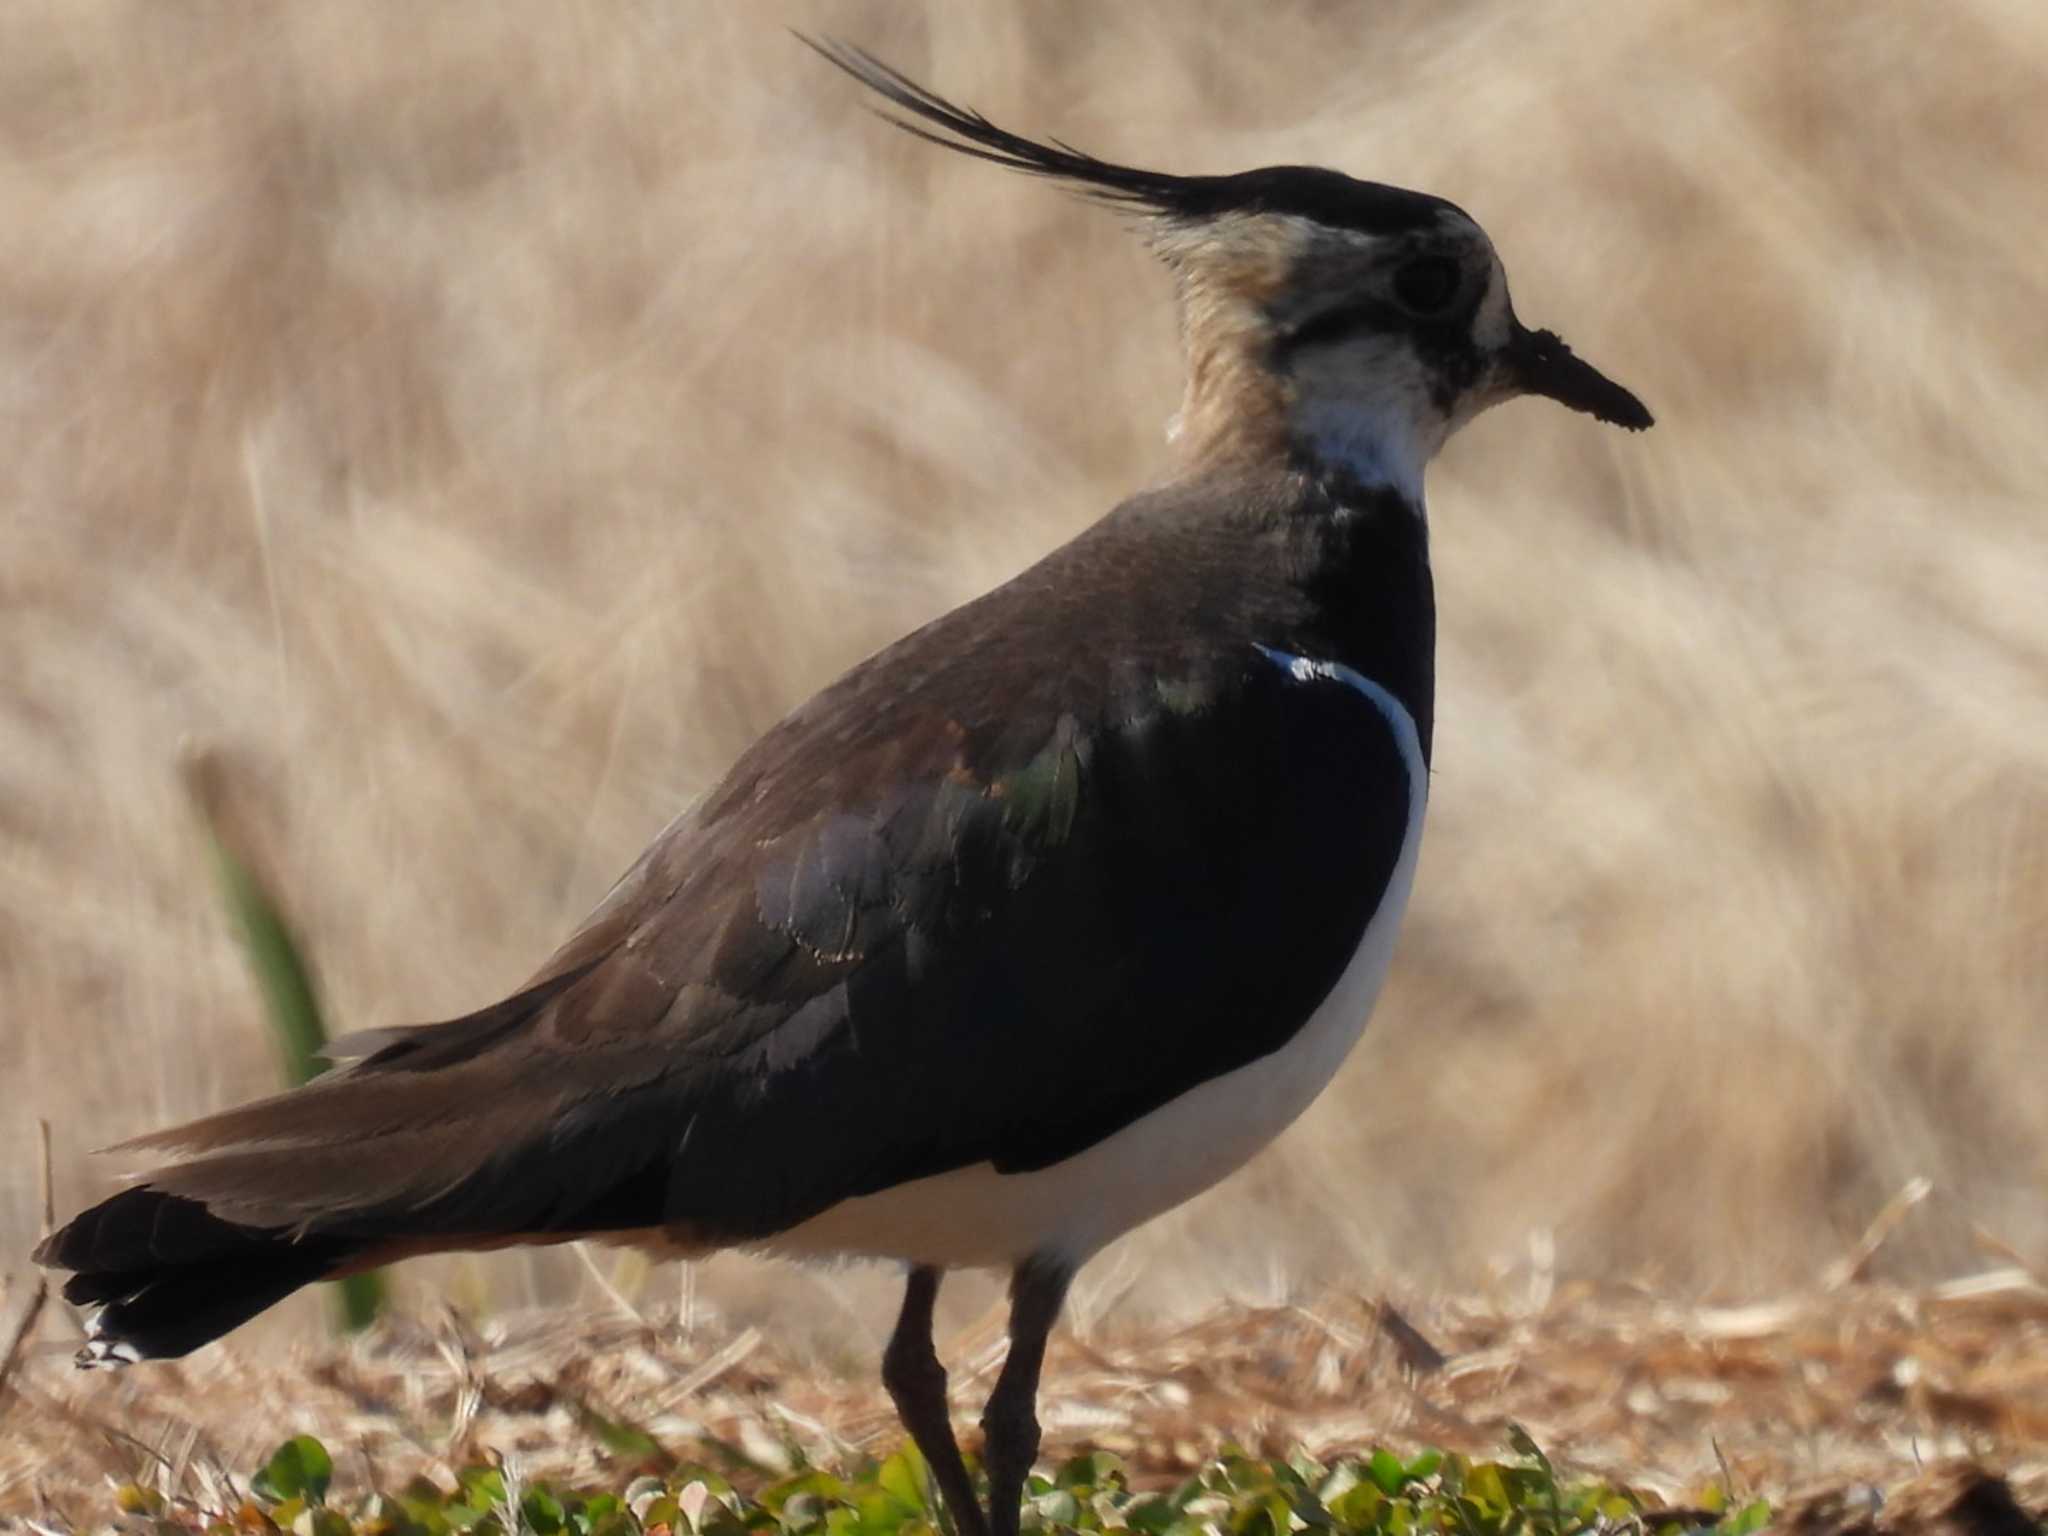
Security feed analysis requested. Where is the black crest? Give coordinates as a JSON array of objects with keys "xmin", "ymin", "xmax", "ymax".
[{"xmin": 805, "ymin": 38, "xmax": 1462, "ymax": 237}]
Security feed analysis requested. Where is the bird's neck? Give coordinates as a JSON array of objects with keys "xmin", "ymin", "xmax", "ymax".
[
  {"xmin": 1165, "ymin": 278, "xmax": 1294, "ymax": 472},
  {"xmin": 1166, "ymin": 304, "xmax": 1442, "ymax": 517},
  {"xmin": 1166, "ymin": 322, "xmax": 1290, "ymax": 472}
]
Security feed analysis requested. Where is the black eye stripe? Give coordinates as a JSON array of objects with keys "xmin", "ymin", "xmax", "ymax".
[
  {"xmin": 1271, "ymin": 248, "xmax": 1480, "ymax": 364},
  {"xmin": 1276, "ymin": 297, "xmax": 1397, "ymax": 356}
]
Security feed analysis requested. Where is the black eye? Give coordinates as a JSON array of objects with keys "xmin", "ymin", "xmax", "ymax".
[{"xmin": 1391, "ymin": 256, "xmax": 1463, "ymax": 317}]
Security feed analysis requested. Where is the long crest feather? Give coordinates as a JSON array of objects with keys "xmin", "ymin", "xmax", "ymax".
[
  {"xmin": 800, "ymin": 37, "xmax": 1466, "ymax": 241},
  {"xmin": 799, "ymin": 35, "xmax": 1200, "ymax": 214}
]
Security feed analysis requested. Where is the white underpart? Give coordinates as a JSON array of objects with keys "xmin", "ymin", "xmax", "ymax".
[{"xmin": 764, "ymin": 651, "xmax": 1428, "ymax": 1272}]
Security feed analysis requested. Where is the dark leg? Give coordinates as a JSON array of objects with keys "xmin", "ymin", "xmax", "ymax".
[
  {"xmin": 883, "ymin": 1265, "xmax": 990, "ymax": 1536},
  {"xmin": 980, "ymin": 1255, "xmax": 1073, "ymax": 1536}
]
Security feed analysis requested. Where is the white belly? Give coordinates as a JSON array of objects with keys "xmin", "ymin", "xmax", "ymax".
[{"xmin": 763, "ymin": 657, "xmax": 1428, "ymax": 1272}]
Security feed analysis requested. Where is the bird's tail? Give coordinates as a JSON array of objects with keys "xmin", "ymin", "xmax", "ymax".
[
  {"xmin": 33, "ymin": 1186, "xmax": 362, "ymax": 1363},
  {"xmin": 34, "ymin": 961, "xmax": 617, "ymax": 1364}
]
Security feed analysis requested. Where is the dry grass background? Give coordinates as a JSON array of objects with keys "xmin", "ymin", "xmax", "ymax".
[{"xmin": 2, "ymin": 0, "xmax": 2046, "ymax": 1381}]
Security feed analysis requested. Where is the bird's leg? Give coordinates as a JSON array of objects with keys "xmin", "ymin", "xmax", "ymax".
[
  {"xmin": 980, "ymin": 1255, "xmax": 1073, "ymax": 1536},
  {"xmin": 883, "ymin": 1265, "xmax": 990, "ymax": 1536}
]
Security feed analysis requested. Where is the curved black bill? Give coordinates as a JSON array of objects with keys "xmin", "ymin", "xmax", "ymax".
[{"xmin": 1509, "ymin": 323, "xmax": 1654, "ymax": 431}]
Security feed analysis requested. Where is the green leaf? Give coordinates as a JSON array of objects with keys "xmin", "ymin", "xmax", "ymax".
[
  {"xmin": 1462, "ymin": 1465, "xmax": 1507, "ymax": 1515},
  {"xmin": 1288, "ymin": 1489, "xmax": 1334, "ymax": 1532},
  {"xmin": 101, "ymin": 1436, "xmax": 1701, "ymax": 1536},
  {"xmin": 1055, "ymin": 1452, "xmax": 1125, "ymax": 1493},
  {"xmin": 1314, "ymin": 1467, "xmax": 1360, "ymax": 1510},
  {"xmin": 459, "ymin": 1469, "xmax": 508, "ymax": 1512},
  {"xmin": 1368, "ymin": 1452, "xmax": 1408, "ymax": 1498},
  {"xmin": 253, "ymin": 1437, "xmax": 334, "ymax": 1507},
  {"xmin": 1122, "ymin": 1495, "xmax": 1182, "ymax": 1536},
  {"xmin": 1034, "ymin": 1489, "xmax": 1082, "ymax": 1528},
  {"xmin": 521, "ymin": 1488, "xmax": 565, "ymax": 1536},
  {"xmin": 875, "ymin": 1446, "xmax": 930, "ymax": 1515},
  {"xmin": 574, "ymin": 1404, "xmax": 667, "ymax": 1465},
  {"xmin": 773, "ymin": 1471, "xmax": 858, "ymax": 1534},
  {"xmin": 1596, "ymin": 1494, "xmax": 1639, "ymax": 1523},
  {"xmin": 1721, "ymin": 1501, "xmax": 1773, "ymax": 1536},
  {"xmin": 397, "ymin": 1489, "xmax": 455, "ymax": 1536},
  {"xmin": 1402, "ymin": 1453, "xmax": 1442, "ymax": 1485},
  {"xmin": 1329, "ymin": 1480, "xmax": 1385, "ymax": 1530},
  {"xmin": 116, "ymin": 1483, "xmax": 163, "ymax": 1515},
  {"xmin": 1448, "ymin": 1494, "xmax": 1496, "ymax": 1536}
]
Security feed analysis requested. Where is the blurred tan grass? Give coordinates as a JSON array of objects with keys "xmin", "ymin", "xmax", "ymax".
[{"xmin": 1, "ymin": 0, "xmax": 2046, "ymax": 1353}]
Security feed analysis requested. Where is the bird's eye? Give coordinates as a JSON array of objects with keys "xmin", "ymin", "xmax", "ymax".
[{"xmin": 1391, "ymin": 256, "xmax": 1463, "ymax": 317}]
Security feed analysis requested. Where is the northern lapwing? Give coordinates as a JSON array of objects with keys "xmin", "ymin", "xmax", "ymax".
[{"xmin": 37, "ymin": 41, "xmax": 1651, "ymax": 1536}]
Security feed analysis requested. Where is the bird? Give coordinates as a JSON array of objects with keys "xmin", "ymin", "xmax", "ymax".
[{"xmin": 36, "ymin": 39, "xmax": 1651, "ymax": 1536}]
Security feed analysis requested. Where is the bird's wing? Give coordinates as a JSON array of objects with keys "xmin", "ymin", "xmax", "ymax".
[{"xmin": 115, "ymin": 489, "xmax": 1426, "ymax": 1249}]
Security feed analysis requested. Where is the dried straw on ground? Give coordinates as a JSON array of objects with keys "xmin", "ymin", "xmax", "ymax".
[{"xmin": 9, "ymin": 1273, "xmax": 2048, "ymax": 1532}]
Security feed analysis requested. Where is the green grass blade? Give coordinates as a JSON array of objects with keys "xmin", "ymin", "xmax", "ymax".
[
  {"xmin": 189, "ymin": 765, "xmax": 389, "ymax": 1334},
  {"xmin": 209, "ymin": 843, "xmax": 327, "ymax": 1085}
]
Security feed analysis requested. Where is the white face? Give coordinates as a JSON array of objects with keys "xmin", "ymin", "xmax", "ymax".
[
  {"xmin": 1269, "ymin": 211, "xmax": 1517, "ymax": 505},
  {"xmin": 1287, "ymin": 331, "xmax": 1449, "ymax": 507}
]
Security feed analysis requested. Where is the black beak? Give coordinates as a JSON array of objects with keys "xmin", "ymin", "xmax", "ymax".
[{"xmin": 1507, "ymin": 321, "xmax": 1654, "ymax": 430}]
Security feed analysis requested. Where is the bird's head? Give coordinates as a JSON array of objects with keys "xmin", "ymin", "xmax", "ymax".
[{"xmin": 809, "ymin": 40, "xmax": 1652, "ymax": 504}]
